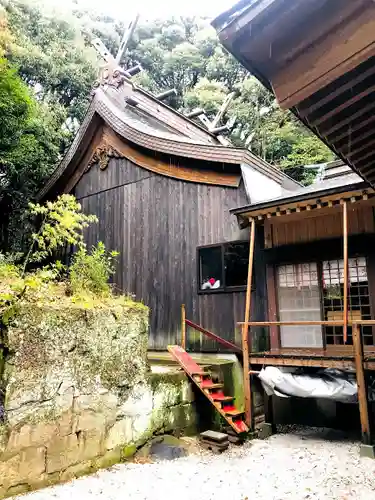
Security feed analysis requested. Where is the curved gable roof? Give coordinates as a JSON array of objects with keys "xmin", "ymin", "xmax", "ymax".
[{"xmin": 39, "ymin": 79, "xmax": 300, "ymax": 200}]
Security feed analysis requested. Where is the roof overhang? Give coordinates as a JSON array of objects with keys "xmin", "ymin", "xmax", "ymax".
[
  {"xmin": 213, "ymin": 0, "xmax": 375, "ymax": 187},
  {"xmin": 231, "ymin": 182, "xmax": 373, "ymax": 225},
  {"xmin": 39, "ymin": 88, "xmax": 295, "ymax": 200}
]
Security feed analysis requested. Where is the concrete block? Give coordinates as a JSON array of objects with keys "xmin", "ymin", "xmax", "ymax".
[
  {"xmin": 79, "ymin": 429, "xmax": 104, "ymax": 461},
  {"xmin": 7, "ymin": 423, "xmax": 58, "ymax": 452},
  {"xmin": 92, "ymin": 448, "xmax": 122, "ymax": 470},
  {"xmin": 0, "ymin": 453, "xmax": 21, "ymax": 488},
  {"xmin": 5, "ymin": 483, "xmax": 30, "ymax": 497},
  {"xmin": 117, "ymin": 386, "xmax": 153, "ymax": 418},
  {"xmin": 106, "ymin": 419, "xmax": 133, "ymax": 450},
  {"xmin": 19, "ymin": 447, "xmax": 46, "ymax": 481},
  {"xmin": 60, "ymin": 461, "xmax": 93, "ymax": 481},
  {"xmin": 360, "ymin": 444, "xmax": 375, "ymax": 459},
  {"xmin": 46, "ymin": 434, "xmax": 80, "ymax": 474},
  {"xmin": 74, "ymin": 412, "xmax": 107, "ymax": 434},
  {"xmin": 257, "ymin": 423, "xmax": 275, "ymax": 440}
]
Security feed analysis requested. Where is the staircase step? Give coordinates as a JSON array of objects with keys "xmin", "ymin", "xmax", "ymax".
[
  {"xmin": 167, "ymin": 345, "xmax": 248, "ymax": 436},
  {"xmin": 233, "ymin": 419, "xmax": 249, "ymax": 433},
  {"xmin": 200, "ymin": 430, "xmax": 228, "ymax": 443},
  {"xmin": 224, "ymin": 409, "xmax": 245, "ymax": 417},
  {"xmin": 211, "ymin": 395, "xmax": 235, "ymax": 402},
  {"xmin": 191, "ymin": 369, "xmax": 209, "ymax": 376},
  {"xmin": 201, "ymin": 382, "xmax": 224, "ymax": 389}
]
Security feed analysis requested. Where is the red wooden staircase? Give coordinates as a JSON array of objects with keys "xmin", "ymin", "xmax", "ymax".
[{"xmin": 167, "ymin": 345, "xmax": 249, "ymax": 434}]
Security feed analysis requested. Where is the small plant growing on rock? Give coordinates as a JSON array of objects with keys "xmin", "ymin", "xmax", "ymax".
[
  {"xmin": 69, "ymin": 241, "xmax": 119, "ymax": 297},
  {"xmin": 23, "ymin": 194, "xmax": 98, "ymax": 275},
  {"xmin": 0, "ymin": 194, "xmax": 99, "ymax": 325}
]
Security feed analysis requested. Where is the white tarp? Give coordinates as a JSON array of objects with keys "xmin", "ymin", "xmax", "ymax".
[{"xmin": 258, "ymin": 366, "xmax": 358, "ymax": 403}]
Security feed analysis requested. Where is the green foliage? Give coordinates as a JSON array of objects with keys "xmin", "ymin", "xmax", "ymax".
[
  {"xmin": 0, "ymin": 57, "xmax": 31, "ymax": 150},
  {"xmin": 26, "ymin": 194, "xmax": 98, "ymax": 267},
  {"xmin": 1, "ymin": 0, "xmax": 97, "ymax": 122},
  {"xmin": 0, "ymin": 0, "xmax": 336, "ymax": 253},
  {"xmin": 184, "ymin": 78, "xmax": 227, "ymax": 117},
  {"xmin": 0, "ymin": 196, "xmax": 113, "ymax": 327},
  {"xmin": 0, "ymin": 1, "xmax": 93, "ymax": 251},
  {"xmin": 69, "ymin": 241, "xmax": 119, "ymax": 297}
]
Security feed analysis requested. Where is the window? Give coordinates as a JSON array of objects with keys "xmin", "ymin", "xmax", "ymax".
[
  {"xmin": 322, "ymin": 257, "xmax": 372, "ymax": 346},
  {"xmin": 276, "ymin": 257, "xmax": 373, "ymax": 348},
  {"xmin": 199, "ymin": 246, "xmax": 223, "ymax": 291},
  {"xmin": 198, "ymin": 241, "xmax": 250, "ymax": 293},
  {"xmin": 277, "ymin": 263, "xmax": 323, "ymax": 348}
]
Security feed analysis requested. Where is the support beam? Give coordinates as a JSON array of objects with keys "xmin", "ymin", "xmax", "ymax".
[
  {"xmin": 181, "ymin": 304, "xmax": 186, "ymax": 350},
  {"xmin": 209, "ymin": 124, "xmax": 230, "ymax": 134},
  {"xmin": 349, "ymin": 147, "xmax": 375, "ymax": 164},
  {"xmin": 320, "ymin": 101, "xmax": 375, "ymax": 138},
  {"xmin": 211, "ymin": 92, "xmax": 236, "ymax": 129},
  {"xmin": 328, "ymin": 113, "xmax": 375, "ymax": 144},
  {"xmin": 156, "ymin": 89, "xmax": 177, "ymax": 101},
  {"xmin": 185, "ymin": 108, "xmax": 205, "ymax": 119},
  {"xmin": 353, "ymin": 324, "xmax": 373, "ymax": 446},
  {"xmin": 356, "ymin": 160, "xmax": 375, "ymax": 176},
  {"xmin": 338, "ymin": 129, "xmax": 375, "ymax": 154},
  {"xmin": 125, "ymin": 64, "xmax": 142, "ymax": 77},
  {"xmin": 242, "ymin": 217, "xmax": 256, "ymax": 428},
  {"xmin": 311, "ymin": 85, "xmax": 375, "ymax": 128},
  {"xmin": 91, "ymin": 38, "xmax": 116, "ymax": 64},
  {"xmin": 343, "ymin": 200, "xmax": 348, "ymax": 344},
  {"xmin": 116, "ymin": 13, "xmax": 140, "ymax": 64},
  {"xmin": 344, "ymin": 139, "xmax": 375, "ymax": 160},
  {"xmin": 298, "ymin": 64, "xmax": 375, "ymax": 118}
]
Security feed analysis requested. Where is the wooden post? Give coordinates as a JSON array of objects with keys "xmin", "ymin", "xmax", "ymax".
[
  {"xmin": 242, "ymin": 218, "xmax": 256, "ymax": 428},
  {"xmin": 181, "ymin": 304, "xmax": 186, "ymax": 350},
  {"xmin": 353, "ymin": 324, "xmax": 372, "ymax": 445},
  {"xmin": 343, "ymin": 200, "xmax": 349, "ymax": 344}
]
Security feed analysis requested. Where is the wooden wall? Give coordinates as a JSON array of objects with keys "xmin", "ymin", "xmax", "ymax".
[
  {"xmin": 265, "ymin": 204, "xmax": 375, "ymax": 248},
  {"xmin": 74, "ymin": 156, "xmax": 266, "ymax": 351}
]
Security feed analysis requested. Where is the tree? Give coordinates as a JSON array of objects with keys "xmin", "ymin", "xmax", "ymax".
[
  {"xmin": 1, "ymin": 0, "xmax": 97, "ymax": 122},
  {"xmin": 0, "ymin": 0, "xmax": 335, "ymax": 254},
  {"xmin": 0, "ymin": 56, "xmax": 68, "ymax": 251}
]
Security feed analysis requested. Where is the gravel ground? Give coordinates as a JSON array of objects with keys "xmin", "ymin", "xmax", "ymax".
[{"xmin": 12, "ymin": 428, "xmax": 375, "ymax": 500}]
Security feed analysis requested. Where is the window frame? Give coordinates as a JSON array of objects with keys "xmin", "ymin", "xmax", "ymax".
[{"xmin": 197, "ymin": 240, "xmax": 251, "ymax": 295}]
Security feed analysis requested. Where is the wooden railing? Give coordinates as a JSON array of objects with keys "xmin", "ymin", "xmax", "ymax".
[
  {"xmin": 181, "ymin": 304, "xmax": 242, "ymax": 353},
  {"xmin": 239, "ymin": 320, "xmax": 375, "ymax": 326}
]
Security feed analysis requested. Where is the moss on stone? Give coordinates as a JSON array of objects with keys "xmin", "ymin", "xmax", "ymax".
[
  {"xmin": 147, "ymin": 371, "xmax": 186, "ymax": 391},
  {"xmin": 93, "ymin": 449, "xmax": 122, "ymax": 469},
  {"xmin": 121, "ymin": 444, "xmax": 137, "ymax": 460},
  {"xmin": 5, "ymin": 483, "xmax": 30, "ymax": 497},
  {"xmin": 59, "ymin": 461, "xmax": 94, "ymax": 482}
]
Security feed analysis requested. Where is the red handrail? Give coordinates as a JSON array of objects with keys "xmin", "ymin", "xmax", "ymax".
[{"xmin": 185, "ymin": 318, "xmax": 242, "ymax": 354}]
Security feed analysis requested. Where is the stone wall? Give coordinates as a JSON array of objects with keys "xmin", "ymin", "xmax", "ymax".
[{"xmin": 0, "ymin": 303, "xmax": 196, "ymax": 498}]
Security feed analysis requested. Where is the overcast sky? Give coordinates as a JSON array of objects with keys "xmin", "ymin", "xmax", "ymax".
[{"xmin": 60, "ymin": 0, "xmax": 235, "ymax": 22}]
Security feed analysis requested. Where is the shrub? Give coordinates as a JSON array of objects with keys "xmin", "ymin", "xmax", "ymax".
[
  {"xmin": 69, "ymin": 242, "xmax": 119, "ymax": 297},
  {"xmin": 0, "ymin": 253, "xmax": 20, "ymax": 279},
  {"xmin": 24, "ymin": 194, "xmax": 98, "ymax": 273}
]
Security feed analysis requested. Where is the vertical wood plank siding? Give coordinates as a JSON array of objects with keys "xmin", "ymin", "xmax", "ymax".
[
  {"xmin": 75, "ymin": 158, "xmax": 266, "ymax": 351},
  {"xmin": 269, "ymin": 205, "xmax": 375, "ymax": 247}
]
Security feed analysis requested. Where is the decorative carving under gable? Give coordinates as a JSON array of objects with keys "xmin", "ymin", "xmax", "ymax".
[
  {"xmin": 92, "ymin": 63, "xmax": 129, "ymax": 95},
  {"xmin": 86, "ymin": 143, "xmax": 122, "ymax": 172}
]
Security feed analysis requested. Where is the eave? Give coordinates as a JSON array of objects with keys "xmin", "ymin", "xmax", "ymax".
[
  {"xmin": 39, "ymin": 89, "xmax": 292, "ymax": 200},
  {"xmin": 231, "ymin": 182, "xmax": 372, "ymax": 222},
  {"xmin": 213, "ymin": 0, "xmax": 375, "ymax": 188}
]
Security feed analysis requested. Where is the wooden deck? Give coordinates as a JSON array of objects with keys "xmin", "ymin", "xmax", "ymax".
[{"xmin": 249, "ymin": 348, "xmax": 375, "ymax": 370}]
